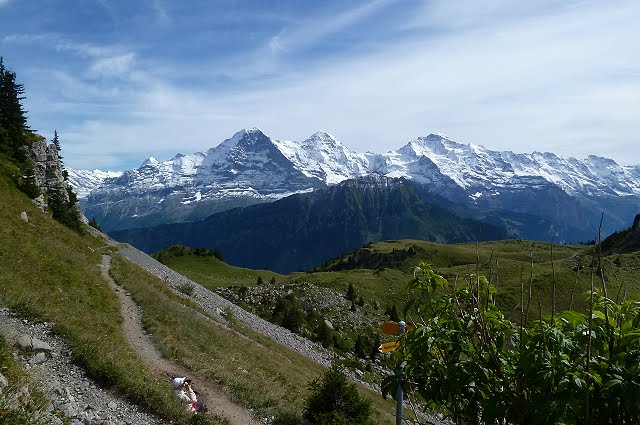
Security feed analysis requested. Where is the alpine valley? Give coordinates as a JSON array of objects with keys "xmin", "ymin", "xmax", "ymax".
[{"xmin": 70, "ymin": 128, "xmax": 640, "ymax": 272}]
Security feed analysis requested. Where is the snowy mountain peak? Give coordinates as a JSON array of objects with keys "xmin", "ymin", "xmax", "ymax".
[
  {"xmin": 308, "ymin": 131, "xmax": 338, "ymax": 142},
  {"xmin": 141, "ymin": 156, "xmax": 160, "ymax": 167},
  {"xmin": 67, "ymin": 168, "xmax": 123, "ymax": 199},
  {"xmin": 585, "ymin": 155, "xmax": 618, "ymax": 167},
  {"xmin": 218, "ymin": 127, "xmax": 271, "ymax": 150},
  {"xmin": 416, "ymin": 133, "xmax": 467, "ymax": 151}
]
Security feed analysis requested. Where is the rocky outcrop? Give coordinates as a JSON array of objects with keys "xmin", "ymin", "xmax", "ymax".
[
  {"xmin": 28, "ymin": 138, "xmax": 67, "ymax": 199},
  {"xmin": 27, "ymin": 137, "xmax": 87, "ymax": 222}
]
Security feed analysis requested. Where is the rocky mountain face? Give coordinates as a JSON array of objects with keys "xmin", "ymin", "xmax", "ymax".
[
  {"xmin": 27, "ymin": 137, "xmax": 83, "ymax": 220},
  {"xmin": 110, "ymin": 175, "xmax": 508, "ymax": 273},
  {"xmin": 74, "ymin": 128, "xmax": 640, "ymax": 240}
]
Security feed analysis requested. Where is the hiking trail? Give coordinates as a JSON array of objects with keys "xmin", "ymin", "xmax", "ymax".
[{"xmin": 100, "ymin": 254, "xmax": 257, "ymax": 425}]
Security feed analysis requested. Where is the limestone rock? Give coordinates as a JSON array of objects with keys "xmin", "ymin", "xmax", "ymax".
[
  {"xmin": 16, "ymin": 334, "xmax": 53, "ymax": 353},
  {"xmin": 32, "ymin": 194, "xmax": 47, "ymax": 212},
  {"xmin": 0, "ymin": 372, "xmax": 8, "ymax": 390},
  {"xmin": 20, "ymin": 211, "xmax": 29, "ymax": 222},
  {"xmin": 31, "ymin": 352, "xmax": 48, "ymax": 364}
]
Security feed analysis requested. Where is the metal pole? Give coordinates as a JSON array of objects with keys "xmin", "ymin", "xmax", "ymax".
[{"xmin": 396, "ymin": 320, "xmax": 405, "ymax": 425}]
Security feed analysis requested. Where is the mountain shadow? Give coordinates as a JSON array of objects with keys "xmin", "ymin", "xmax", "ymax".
[{"xmin": 110, "ymin": 176, "xmax": 509, "ymax": 273}]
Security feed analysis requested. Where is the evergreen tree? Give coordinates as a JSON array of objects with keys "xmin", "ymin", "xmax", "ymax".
[
  {"xmin": 354, "ymin": 335, "xmax": 368, "ymax": 359},
  {"xmin": 304, "ymin": 364, "xmax": 373, "ymax": 425},
  {"xmin": 47, "ymin": 185, "xmax": 83, "ymax": 233},
  {"xmin": 345, "ymin": 283, "xmax": 357, "ymax": 302},
  {"xmin": 0, "ymin": 57, "xmax": 29, "ymax": 164},
  {"xmin": 256, "ymin": 275, "xmax": 263, "ymax": 285},
  {"xmin": 269, "ymin": 276, "xmax": 276, "ymax": 285},
  {"xmin": 52, "ymin": 130, "xmax": 63, "ymax": 160},
  {"xmin": 52, "ymin": 130, "xmax": 60, "ymax": 151},
  {"xmin": 369, "ymin": 333, "xmax": 382, "ymax": 360},
  {"xmin": 316, "ymin": 319, "xmax": 333, "ymax": 348},
  {"xmin": 88, "ymin": 217, "xmax": 102, "ymax": 231},
  {"xmin": 43, "ymin": 129, "xmax": 83, "ymax": 232}
]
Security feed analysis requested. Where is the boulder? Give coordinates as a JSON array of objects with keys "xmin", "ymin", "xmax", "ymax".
[
  {"xmin": 16, "ymin": 334, "xmax": 52, "ymax": 353},
  {"xmin": 323, "ymin": 319, "xmax": 334, "ymax": 330},
  {"xmin": 0, "ymin": 372, "xmax": 8, "ymax": 390},
  {"xmin": 20, "ymin": 211, "xmax": 29, "ymax": 222},
  {"xmin": 31, "ymin": 352, "xmax": 47, "ymax": 364}
]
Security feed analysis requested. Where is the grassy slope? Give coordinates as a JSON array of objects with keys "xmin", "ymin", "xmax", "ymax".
[
  {"xmin": 318, "ymin": 239, "xmax": 640, "ymax": 318},
  {"xmin": 161, "ymin": 254, "xmax": 285, "ymax": 289},
  {"xmin": 166, "ymin": 238, "xmax": 640, "ymax": 325},
  {"xmin": 0, "ymin": 164, "xmax": 220, "ymax": 425},
  {"xmin": 110, "ymin": 256, "xmax": 398, "ymax": 424},
  {"xmin": 0, "ymin": 163, "xmax": 398, "ymax": 424}
]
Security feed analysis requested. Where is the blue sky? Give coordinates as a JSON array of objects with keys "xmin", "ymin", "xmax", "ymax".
[{"xmin": 1, "ymin": 0, "xmax": 639, "ymax": 170}]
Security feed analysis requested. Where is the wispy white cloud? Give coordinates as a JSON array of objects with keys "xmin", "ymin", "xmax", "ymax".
[
  {"xmin": 3, "ymin": 1, "xmax": 639, "ymax": 170},
  {"xmin": 266, "ymin": 0, "xmax": 393, "ymax": 54},
  {"xmin": 60, "ymin": 0, "xmax": 640, "ymax": 169},
  {"xmin": 150, "ymin": 0, "xmax": 171, "ymax": 26},
  {"xmin": 88, "ymin": 52, "xmax": 136, "ymax": 78}
]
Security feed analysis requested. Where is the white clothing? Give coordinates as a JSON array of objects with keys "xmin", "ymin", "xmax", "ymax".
[{"xmin": 174, "ymin": 387, "xmax": 198, "ymax": 412}]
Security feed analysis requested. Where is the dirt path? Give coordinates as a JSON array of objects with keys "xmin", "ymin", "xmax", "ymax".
[{"xmin": 100, "ymin": 255, "xmax": 258, "ymax": 425}]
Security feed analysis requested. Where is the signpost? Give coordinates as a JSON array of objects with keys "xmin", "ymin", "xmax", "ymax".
[
  {"xmin": 381, "ymin": 321, "xmax": 414, "ymax": 336},
  {"xmin": 379, "ymin": 341, "xmax": 400, "ymax": 353},
  {"xmin": 379, "ymin": 321, "xmax": 409, "ymax": 425}
]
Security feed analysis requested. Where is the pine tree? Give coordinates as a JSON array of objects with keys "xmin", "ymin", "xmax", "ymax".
[
  {"xmin": 0, "ymin": 57, "xmax": 29, "ymax": 164},
  {"xmin": 369, "ymin": 333, "xmax": 382, "ymax": 360},
  {"xmin": 304, "ymin": 364, "xmax": 373, "ymax": 425},
  {"xmin": 316, "ymin": 318, "xmax": 333, "ymax": 348},
  {"xmin": 345, "ymin": 283, "xmax": 357, "ymax": 302},
  {"xmin": 47, "ymin": 185, "xmax": 83, "ymax": 233},
  {"xmin": 52, "ymin": 130, "xmax": 62, "ymax": 156}
]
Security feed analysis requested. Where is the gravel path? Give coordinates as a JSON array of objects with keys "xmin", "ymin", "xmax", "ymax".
[
  {"xmin": 0, "ymin": 308, "xmax": 165, "ymax": 425},
  {"xmin": 101, "ymin": 254, "xmax": 257, "ymax": 425}
]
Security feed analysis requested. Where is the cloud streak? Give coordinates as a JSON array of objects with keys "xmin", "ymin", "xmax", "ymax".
[{"xmin": 1, "ymin": 1, "xmax": 639, "ymax": 170}]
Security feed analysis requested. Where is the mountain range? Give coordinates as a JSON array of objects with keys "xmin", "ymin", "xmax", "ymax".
[
  {"xmin": 71, "ymin": 127, "xmax": 640, "ymax": 242},
  {"xmin": 110, "ymin": 175, "xmax": 509, "ymax": 273}
]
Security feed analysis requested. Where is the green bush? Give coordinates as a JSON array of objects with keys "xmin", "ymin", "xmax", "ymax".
[
  {"xmin": 386, "ymin": 262, "xmax": 640, "ymax": 425},
  {"xmin": 304, "ymin": 364, "xmax": 373, "ymax": 425}
]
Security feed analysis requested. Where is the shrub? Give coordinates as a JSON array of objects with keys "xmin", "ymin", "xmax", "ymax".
[
  {"xmin": 304, "ymin": 364, "xmax": 373, "ymax": 425},
  {"xmin": 386, "ymin": 262, "xmax": 640, "ymax": 425}
]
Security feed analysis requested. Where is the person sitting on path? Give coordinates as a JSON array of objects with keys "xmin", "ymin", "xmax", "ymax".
[{"xmin": 172, "ymin": 376, "xmax": 205, "ymax": 413}]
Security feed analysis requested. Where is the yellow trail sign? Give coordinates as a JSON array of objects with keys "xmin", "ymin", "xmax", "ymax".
[
  {"xmin": 380, "ymin": 322, "xmax": 415, "ymax": 336},
  {"xmin": 379, "ymin": 341, "xmax": 400, "ymax": 353}
]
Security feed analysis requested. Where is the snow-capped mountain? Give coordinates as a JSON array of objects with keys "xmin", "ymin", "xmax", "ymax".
[
  {"xmin": 73, "ymin": 128, "xmax": 640, "ymax": 239},
  {"xmin": 273, "ymin": 131, "xmax": 369, "ymax": 184},
  {"xmin": 66, "ymin": 169, "xmax": 122, "ymax": 199}
]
